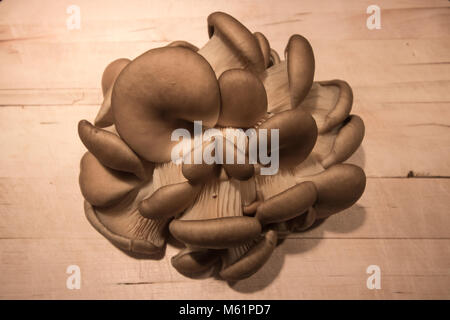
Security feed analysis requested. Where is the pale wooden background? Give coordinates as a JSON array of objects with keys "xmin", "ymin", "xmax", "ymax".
[{"xmin": 0, "ymin": 0, "xmax": 449, "ymax": 299}]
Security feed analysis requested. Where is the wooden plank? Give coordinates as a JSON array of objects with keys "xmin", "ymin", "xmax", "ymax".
[
  {"xmin": 0, "ymin": 88, "xmax": 101, "ymax": 106},
  {"xmin": 0, "ymin": 238, "xmax": 448, "ymax": 299},
  {"xmin": 1, "ymin": 38, "xmax": 449, "ymax": 102},
  {"xmin": 0, "ymin": 1, "xmax": 448, "ymax": 89},
  {"xmin": 0, "ymin": 106, "xmax": 449, "ymax": 240}
]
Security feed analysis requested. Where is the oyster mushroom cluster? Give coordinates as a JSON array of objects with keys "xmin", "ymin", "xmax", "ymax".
[{"xmin": 78, "ymin": 12, "xmax": 366, "ymax": 281}]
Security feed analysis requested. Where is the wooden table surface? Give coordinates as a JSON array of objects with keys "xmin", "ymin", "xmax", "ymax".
[{"xmin": 0, "ymin": 0, "xmax": 449, "ymax": 299}]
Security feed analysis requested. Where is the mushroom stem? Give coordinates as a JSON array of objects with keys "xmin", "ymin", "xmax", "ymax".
[
  {"xmin": 179, "ymin": 175, "xmax": 254, "ymax": 221},
  {"xmin": 198, "ymin": 35, "xmax": 244, "ymax": 78},
  {"xmin": 263, "ymin": 61, "xmax": 290, "ymax": 113},
  {"xmin": 255, "ymin": 168, "xmax": 297, "ymax": 199}
]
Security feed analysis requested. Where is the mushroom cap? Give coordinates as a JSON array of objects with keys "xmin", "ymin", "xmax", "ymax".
[
  {"xmin": 101, "ymin": 58, "xmax": 131, "ymax": 96},
  {"xmin": 78, "ymin": 120, "xmax": 147, "ymax": 180},
  {"xmin": 285, "ymin": 34, "xmax": 315, "ymax": 108},
  {"xmin": 253, "ymin": 32, "xmax": 271, "ymax": 68},
  {"xmin": 84, "ymin": 201, "xmax": 166, "ymax": 256},
  {"xmin": 169, "ymin": 216, "xmax": 262, "ymax": 249},
  {"xmin": 207, "ymin": 12, "xmax": 265, "ymax": 74},
  {"xmin": 79, "ymin": 152, "xmax": 140, "ymax": 207},
  {"xmin": 300, "ymin": 164, "xmax": 366, "ymax": 218},
  {"xmin": 112, "ymin": 47, "xmax": 221, "ymax": 163},
  {"xmin": 167, "ymin": 40, "xmax": 199, "ymax": 52},
  {"xmin": 219, "ymin": 230, "xmax": 277, "ymax": 281},
  {"xmin": 217, "ymin": 69, "xmax": 268, "ymax": 128}
]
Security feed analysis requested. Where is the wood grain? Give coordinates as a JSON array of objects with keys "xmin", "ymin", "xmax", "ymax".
[
  {"xmin": 0, "ymin": 0, "xmax": 449, "ymax": 299},
  {"xmin": 0, "ymin": 238, "xmax": 448, "ymax": 299}
]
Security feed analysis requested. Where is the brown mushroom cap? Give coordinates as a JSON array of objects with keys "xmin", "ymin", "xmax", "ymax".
[
  {"xmin": 257, "ymin": 108, "xmax": 318, "ymax": 168},
  {"xmin": 207, "ymin": 12, "xmax": 265, "ymax": 74},
  {"xmin": 255, "ymin": 181, "xmax": 317, "ymax": 225},
  {"xmin": 169, "ymin": 216, "xmax": 262, "ymax": 249},
  {"xmin": 316, "ymin": 79, "xmax": 354, "ymax": 134},
  {"xmin": 217, "ymin": 69, "xmax": 268, "ymax": 128},
  {"xmin": 78, "ymin": 120, "xmax": 147, "ymax": 180},
  {"xmin": 253, "ymin": 32, "xmax": 271, "ymax": 68},
  {"xmin": 285, "ymin": 34, "xmax": 315, "ymax": 108},
  {"xmin": 320, "ymin": 114, "xmax": 365, "ymax": 168},
  {"xmin": 138, "ymin": 181, "xmax": 201, "ymax": 219},
  {"xmin": 79, "ymin": 152, "xmax": 140, "ymax": 207},
  {"xmin": 101, "ymin": 58, "xmax": 131, "ymax": 96},
  {"xmin": 299, "ymin": 164, "xmax": 366, "ymax": 218},
  {"xmin": 220, "ymin": 230, "xmax": 277, "ymax": 281},
  {"xmin": 166, "ymin": 40, "xmax": 199, "ymax": 52},
  {"xmin": 112, "ymin": 47, "xmax": 221, "ymax": 163},
  {"xmin": 96, "ymin": 58, "xmax": 131, "ymax": 127}
]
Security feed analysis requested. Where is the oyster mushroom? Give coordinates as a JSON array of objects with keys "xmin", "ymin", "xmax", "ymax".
[
  {"xmin": 220, "ymin": 229, "xmax": 277, "ymax": 281},
  {"xmin": 112, "ymin": 46, "xmax": 221, "ymax": 163},
  {"xmin": 77, "ymin": 11, "xmax": 366, "ymax": 280},
  {"xmin": 253, "ymin": 32, "xmax": 271, "ymax": 68},
  {"xmin": 197, "ymin": 12, "xmax": 266, "ymax": 77},
  {"xmin": 95, "ymin": 58, "xmax": 130, "ymax": 128},
  {"xmin": 79, "ymin": 151, "xmax": 168, "ymax": 255}
]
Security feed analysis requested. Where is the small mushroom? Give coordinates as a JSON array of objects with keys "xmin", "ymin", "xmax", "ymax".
[
  {"xmin": 296, "ymin": 163, "xmax": 366, "ymax": 219},
  {"xmin": 95, "ymin": 58, "xmax": 131, "ymax": 128},
  {"xmin": 79, "ymin": 152, "xmax": 141, "ymax": 207},
  {"xmin": 169, "ymin": 216, "xmax": 262, "ymax": 249},
  {"xmin": 256, "ymin": 107, "xmax": 318, "ymax": 168},
  {"xmin": 253, "ymin": 32, "xmax": 271, "ymax": 68},
  {"xmin": 255, "ymin": 181, "xmax": 317, "ymax": 225},
  {"xmin": 78, "ymin": 120, "xmax": 147, "ymax": 180},
  {"xmin": 197, "ymin": 12, "xmax": 266, "ymax": 77},
  {"xmin": 138, "ymin": 161, "xmax": 198, "ymax": 219},
  {"xmin": 217, "ymin": 68, "xmax": 268, "ymax": 128},
  {"xmin": 319, "ymin": 115, "xmax": 365, "ymax": 168},
  {"xmin": 299, "ymin": 81, "xmax": 365, "ymax": 168},
  {"xmin": 220, "ymin": 230, "xmax": 277, "ymax": 281},
  {"xmin": 139, "ymin": 181, "xmax": 202, "ymax": 219},
  {"xmin": 263, "ymin": 35, "xmax": 315, "ymax": 113}
]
